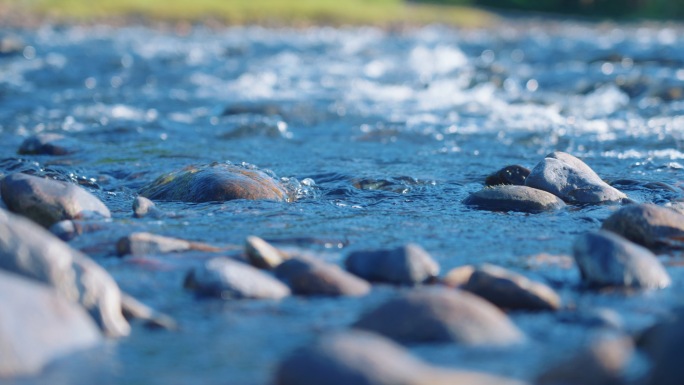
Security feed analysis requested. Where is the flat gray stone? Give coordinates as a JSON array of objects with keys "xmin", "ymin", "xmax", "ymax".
[
  {"xmin": 345, "ymin": 243, "xmax": 439, "ymax": 285},
  {"xmin": 464, "ymin": 185, "xmax": 566, "ymax": 213},
  {"xmin": 275, "ymin": 257, "xmax": 371, "ymax": 297},
  {"xmin": 602, "ymin": 203, "xmax": 684, "ymax": 250}
]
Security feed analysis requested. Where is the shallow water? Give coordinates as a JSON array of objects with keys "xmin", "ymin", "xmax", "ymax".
[{"xmin": 1, "ymin": 19, "xmax": 684, "ymax": 385}]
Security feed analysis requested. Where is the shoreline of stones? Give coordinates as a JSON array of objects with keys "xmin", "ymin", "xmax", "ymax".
[{"xmin": 2, "ymin": 133, "xmax": 684, "ymax": 384}]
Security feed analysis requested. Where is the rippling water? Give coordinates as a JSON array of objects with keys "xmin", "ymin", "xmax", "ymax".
[{"xmin": 2, "ymin": 19, "xmax": 684, "ymax": 385}]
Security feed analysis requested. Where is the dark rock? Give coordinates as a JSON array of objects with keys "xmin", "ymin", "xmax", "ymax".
[
  {"xmin": 0, "ymin": 270, "xmax": 102, "ymax": 378},
  {"xmin": 275, "ymin": 331, "xmax": 528, "ymax": 385},
  {"xmin": 184, "ymin": 257, "xmax": 290, "ymax": 300},
  {"xmin": 485, "ymin": 165, "xmax": 530, "ymax": 186},
  {"xmin": 275, "ymin": 257, "xmax": 371, "ymax": 297},
  {"xmin": 139, "ymin": 163, "xmax": 289, "ymax": 203},
  {"xmin": 132, "ymin": 196, "xmax": 165, "ymax": 219},
  {"xmin": 221, "ymin": 103, "xmax": 283, "ymax": 117},
  {"xmin": 353, "ymin": 288, "xmax": 525, "ymax": 346},
  {"xmin": 18, "ymin": 133, "xmax": 80, "ymax": 156},
  {"xmin": 573, "ymin": 230, "xmax": 670, "ymax": 289},
  {"xmin": 644, "ymin": 314, "xmax": 684, "ymax": 385},
  {"xmin": 463, "ymin": 185, "xmax": 566, "ymax": 213},
  {"xmin": 49, "ymin": 219, "xmax": 106, "ymax": 241},
  {"xmin": 116, "ymin": 232, "xmax": 219, "ymax": 257},
  {"xmin": 525, "ymin": 152, "xmax": 627, "ymax": 204},
  {"xmin": 245, "ymin": 235, "xmax": 289, "ymax": 269},
  {"xmin": 461, "ymin": 264, "xmax": 561, "ymax": 311},
  {"xmin": 1, "ymin": 173, "xmax": 111, "ymax": 227},
  {"xmin": 601, "ymin": 203, "xmax": 684, "ymax": 250},
  {"xmin": 345, "ymin": 244, "xmax": 439, "ymax": 285}
]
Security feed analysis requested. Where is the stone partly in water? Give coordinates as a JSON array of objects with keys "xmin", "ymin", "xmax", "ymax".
[
  {"xmin": 132, "ymin": 196, "xmax": 166, "ymax": 219},
  {"xmin": 463, "ymin": 185, "xmax": 566, "ymax": 213},
  {"xmin": 0, "ymin": 208, "xmax": 130, "ymax": 337},
  {"xmin": 274, "ymin": 256, "xmax": 371, "ymax": 297},
  {"xmin": 116, "ymin": 232, "xmax": 219, "ymax": 257},
  {"xmin": 275, "ymin": 331, "xmax": 528, "ymax": 385},
  {"xmin": 49, "ymin": 219, "xmax": 106, "ymax": 242},
  {"xmin": 601, "ymin": 203, "xmax": 684, "ymax": 250},
  {"xmin": 525, "ymin": 152, "xmax": 627, "ymax": 204},
  {"xmin": 461, "ymin": 264, "xmax": 561, "ymax": 311},
  {"xmin": 1, "ymin": 173, "xmax": 111, "ymax": 227},
  {"xmin": 245, "ymin": 236, "xmax": 289, "ymax": 270},
  {"xmin": 573, "ymin": 230, "xmax": 671, "ymax": 289},
  {"xmin": 139, "ymin": 163, "xmax": 289, "ymax": 203},
  {"xmin": 639, "ymin": 309, "xmax": 684, "ymax": 385},
  {"xmin": 18, "ymin": 133, "xmax": 80, "ymax": 156},
  {"xmin": 0, "ymin": 270, "xmax": 102, "ymax": 378},
  {"xmin": 485, "ymin": 165, "xmax": 530, "ymax": 186},
  {"xmin": 345, "ymin": 243, "xmax": 439, "ymax": 285},
  {"xmin": 184, "ymin": 257, "xmax": 291, "ymax": 300},
  {"xmin": 353, "ymin": 288, "xmax": 525, "ymax": 346}
]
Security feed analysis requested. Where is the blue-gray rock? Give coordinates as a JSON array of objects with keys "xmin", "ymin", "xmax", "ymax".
[
  {"xmin": 353, "ymin": 288, "xmax": 525, "ymax": 346},
  {"xmin": 18, "ymin": 133, "xmax": 80, "ymax": 156},
  {"xmin": 463, "ymin": 185, "xmax": 566, "ymax": 213},
  {"xmin": 485, "ymin": 165, "xmax": 530, "ymax": 186},
  {"xmin": 116, "ymin": 232, "xmax": 219, "ymax": 257},
  {"xmin": 1, "ymin": 173, "xmax": 111, "ymax": 227},
  {"xmin": 525, "ymin": 152, "xmax": 627, "ymax": 204},
  {"xmin": 275, "ymin": 257, "xmax": 371, "ymax": 297},
  {"xmin": 573, "ymin": 230, "xmax": 671, "ymax": 289},
  {"xmin": 345, "ymin": 244, "xmax": 439, "ymax": 285},
  {"xmin": 49, "ymin": 219, "xmax": 106, "ymax": 241},
  {"xmin": 602, "ymin": 203, "xmax": 684, "ymax": 250},
  {"xmin": 132, "ymin": 196, "xmax": 166, "ymax": 219}
]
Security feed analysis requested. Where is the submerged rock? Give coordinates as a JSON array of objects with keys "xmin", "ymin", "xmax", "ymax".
[
  {"xmin": 601, "ymin": 203, "xmax": 684, "ymax": 250},
  {"xmin": 116, "ymin": 232, "xmax": 219, "ymax": 257},
  {"xmin": 275, "ymin": 331, "xmax": 528, "ymax": 385},
  {"xmin": 18, "ymin": 133, "xmax": 80, "ymax": 156},
  {"xmin": 0, "ymin": 270, "xmax": 102, "ymax": 378},
  {"xmin": 525, "ymin": 152, "xmax": 627, "ymax": 204},
  {"xmin": 573, "ymin": 230, "xmax": 671, "ymax": 289},
  {"xmin": 49, "ymin": 219, "xmax": 106, "ymax": 241},
  {"xmin": 132, "ymin": 196, "xmax": 166, "ymax": 219},
  {"xmin": 345, "ymin": 244, "xmax": 439, "ymax": 285},
  {"xmin": 245, "ymin": 236, "xmax": 289, "ymax": 270},
  {"xmin": 463, "ymin": 185, "xmax": 566, "ymax": 213},
  {"xmin": 485, "ymin": 165, "xmax": 530, "ymax": 186},
  {"xmin": 1, "ymin": 173, "xmax": 111, "ymax": 227},
  {"xmin": 275, "ymin": 257, "xmax": 371, "ymax": 297},
  {"xmin": 184, "ymin": 257, "xmax": 290, "ymax": 300},
  {"xmin": 139, "ymin": 163, "xmax": 289, "ymax": 203},
  {"xmin": 353, "ymin": 288, "xmax": 525, "ymax": 346}
]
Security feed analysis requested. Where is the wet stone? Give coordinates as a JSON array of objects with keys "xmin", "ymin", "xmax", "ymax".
[
  {"xmin": 18, "ymin": 133, "xmax": 80, "ymax": 156},
  {"xmin": 573, "ymin": 230, "xmax": 671, "ymax": 289},
  {"xmin": 485, "ymin": 165, "xmax": 530, "ymax": 186},
  {"xmin": 345, "ymin": 243, "xmax": 439, "ymax": 286},
  {"xmin": 132, "ymin": 196, "xmax": 165, "ymax": 219},
  {"xmin": 463, "ymin": 185, "xmax": 566, "ymax": 213},
  {"xmin": 0, "ymin": 36, "xmax": 24, "ymax": 56},
  {"xmin": 274, "ymin": 257, "xmax": 371, "ymax": 297},
  {"xmin": 116, "ymin": 232, "xmax": 218, "ymax": 257},
  {"xmin": 139, "ymin": 163, "xmax": 289, "ymax": 203},
  {"xmin": 49, "ymin": 219, "xmax": 106, "ymax": 241},
  {"xmin": 645, "ymin": 312, "xmax": 684, "ymax": 385},
  {"xmin": 245, "ymin": 236, "xmax": 289, "ymax": 270},
  {"xmin": 557, "ymin": 307, "xmax": 623, "ymax": 330},
  {"xmin": 601, "ymin": 203, "xmax": 684, "ymax": 250},
  {"xmin": 1, "ymin": 172, "xmax": 111, "ymax": 227},
  {"xmin": 353, "ymin": 288, "xmax": 525, "ymax": 346},
  {"xmin": 525, "ymin": 152, "xmax": 627, "ymax": 204},
  {"xmin": 441, "ymin": 265, "xmax": 475, "ymax": 288},
  {"xmin": 184, "ymin": 257, "xmax": 290, "ymax": 300}
]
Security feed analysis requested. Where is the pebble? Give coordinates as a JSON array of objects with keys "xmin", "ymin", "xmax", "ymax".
[
  {"xmin": 345, "ymin": 243, "xmax": 439, "ymax": 285},
  {"xmin": 1, "ymin": 172, "xmax": 111, "ymax": 227},
  {"xmin": 485, "ymin": 165, "xmax": 530, "ymax": 186},
  {"xmin": 116, "ymin": 232, "xmax": 219, "ymax": 257},
  {"xmin": 463, "ymin": 185, "xmax": 566, "ymax": 213},
  {"xmin": 353, "ymin": 288, "xmax": 525, "ymax": 345},
  {"xmin": 132, "ymin": 196, "xmax": 166, "ymax": 219},
  {"xmin": 573, "ymin": 230, "xmax": 671, "ymax": 289},
  {"xmin": 274, "ymin": 256, "xmax": 371, "ymax": 297},
  {"xmin": 245, "ymin": 236, "xmax": 289, "ymax": 269},
  {"xmin": 601, "ymin": 203, "xmax": 684, "ymax": 250},
  {"xmin": 18, "ymin": 133, "xmax": 79, "ymax": 156}
]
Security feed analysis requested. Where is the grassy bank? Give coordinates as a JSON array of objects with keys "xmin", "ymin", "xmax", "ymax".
[{"xmin": 1, "ymin": 0, "xmax": 496, "ymax": 27}]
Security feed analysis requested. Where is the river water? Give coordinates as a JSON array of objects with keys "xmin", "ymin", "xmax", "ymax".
[{"xmin": 2, "ymin": 19, "xmax": 684, "ymax": 385}]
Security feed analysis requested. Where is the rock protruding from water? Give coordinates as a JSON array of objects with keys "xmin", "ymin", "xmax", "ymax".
[
  {"xmin": 0, "ymin": 270, "xmax": 102, "ymax": 378},
  {"xmin": 116, "ymin": 232, "xmax": 218, "ymax": 257},
  {"xmin": 132, "ymin": 196, "xmax": 165, "ymax": 219},
  {"xmin": 18, "ymin": 133, "xmax": 79, "ymax": 156},
  {"xmin": 49, "ymin": 219, "xmax": 105, "ymax": 241},
  {"xmin": 485, "ymin": 165, "xmax": 530, "ymax": 186},
  {"xmin": 525, "ymin": 152, "xmax": 627, "ymax": 204},
  {"xmin": 275, "ymin": 330, "xmax": 528, "ymax": 385},
  {"xmin": 0, "ymin": 208, "xmax": 130, "ymax": 337},
  {"xmin": 463, "ymin": 185, "xmax": 566, "ymax": 213},
  {"xmin": 275, "ymin": 257, "xmax": 371, "ymax": 297},
  {"xmin": 353, "ymin": 288, "xmax": 525, "ymax": 346},
  {"xmin": 139, "ymin": 163, "xmax": 289, "ymax": 203},
  {"xmin": 184, "ymin": 257, "xmax": 290, "ymax": 300},
  {"xmin": 601, "ymin": 203, "xmax": 684, "ymax": 250},
  {"xmin": 642, "ymin": 310, "xmax": 684, "ymax": 385},
  {"xmin": 1, "ymin": 173, "xmax": 111, "ymax": 227},
  {"xmin": 461, "ymin": 264, "xmax": 561, "ymax": 311},
  {"xmin": 573, "ymin": 230, "xmax": 671, "ymax": 289},
  {"xmin": 245, "ymin": 236, "xmax": 289, "ymax": 270},
  {"xmin": 345, "ymin": 244, "xmax": 439, "ymax": 285}
]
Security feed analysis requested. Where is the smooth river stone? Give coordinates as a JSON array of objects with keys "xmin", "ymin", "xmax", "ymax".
[
  {"xmin": 462, "ymin": 264, "xmax": 561, "ymax": 311},
  {"xmin": 132, "ymin": 196, "xmax": 165, "ymax": 219},
  {"xmin": 0, "ymin": 208, "xmax": 130, "ymax": 337},
  {"xmin": 602, "ymin": 203, "xmax": 684, "ymax": 250},
  {"xmin": 116, "ymin": 232, "xmax": 218, "ymax": 257},
  {"xmin": 353, "ymin": 288, "xmax": 525, "ymax": 346},
  {"xmin": 0, "ymin": 270, "xmax": 102, "ymax": 378},
  {"xmin": 345, "ymin": 243, "xmax": 439, "ymax": 285},
  {"xmin": 463, "ymin": 185, "xmax": 566, "ymax": 213},
  {"xmin": 18, "ymin": 133, "xmax": 80, "ymax": 155},
  {"xmin": 573, "ymin": 230, "xmax": 671, "ymax": 289},
  {"xmin": 275, "ymin": 331, "xmax": 529, "ymax": 385},
  {"xmin": 525, "ymin": 152, "xmax": 627, "ymax": 204},
  {"xmin": 485, "ymin": 165, "xmax": 530, "ymax": 186},
  {"xmin": 184, "ymin": 257, "xmax": 290, "ymax": 300},
  {"xmin": 139, "ymin": 163, "xmax": 289, "ymax": 203},
  {"xmin": 1, "ymin": 172, "xmax": 111, "ymax": 227},
  {"xmin": 245, "ymin": 236, "xmax": 289, "ymax": 270},
  {"xmin": 275, "ymin": 257, "xmax": 371, "ymax": 297}
]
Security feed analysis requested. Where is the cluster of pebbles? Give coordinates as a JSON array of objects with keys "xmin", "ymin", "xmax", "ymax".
[{"xmin": 2, "ymin": 133, "xmax": 684, "ymax": 384}]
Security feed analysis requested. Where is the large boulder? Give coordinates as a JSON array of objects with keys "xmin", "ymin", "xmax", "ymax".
[
  {"xmin": 1, "ymin": 173, "xmax": 111, "ymax": 227},
  {"xmin": 0, "ymin": 270, "xmax": 102, "ymax": 378},
  {"xmin": 525, "ymin": 152, "xmax": 627, "ymax": 204},
  {"xmin": 463, "ymin": 185, "xmax": 566, "ymax": 213},
  {"xmin": 601, "ymin": 203, "xmax": 684, "ymax": 250},
  {"xmin": 0, "ymin": 208, "xmax": 130, "ymax": 337},
  {"xmin": 345, "ymin": 244, "xmax": 439, "ymax": 286},
  {"xmin": 139, "ymin": 163, "xmax": 289, "ymax": 203},
  {"xmin": 275, "ymin": 257, "xmax": 371, "ymax": 297}
]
